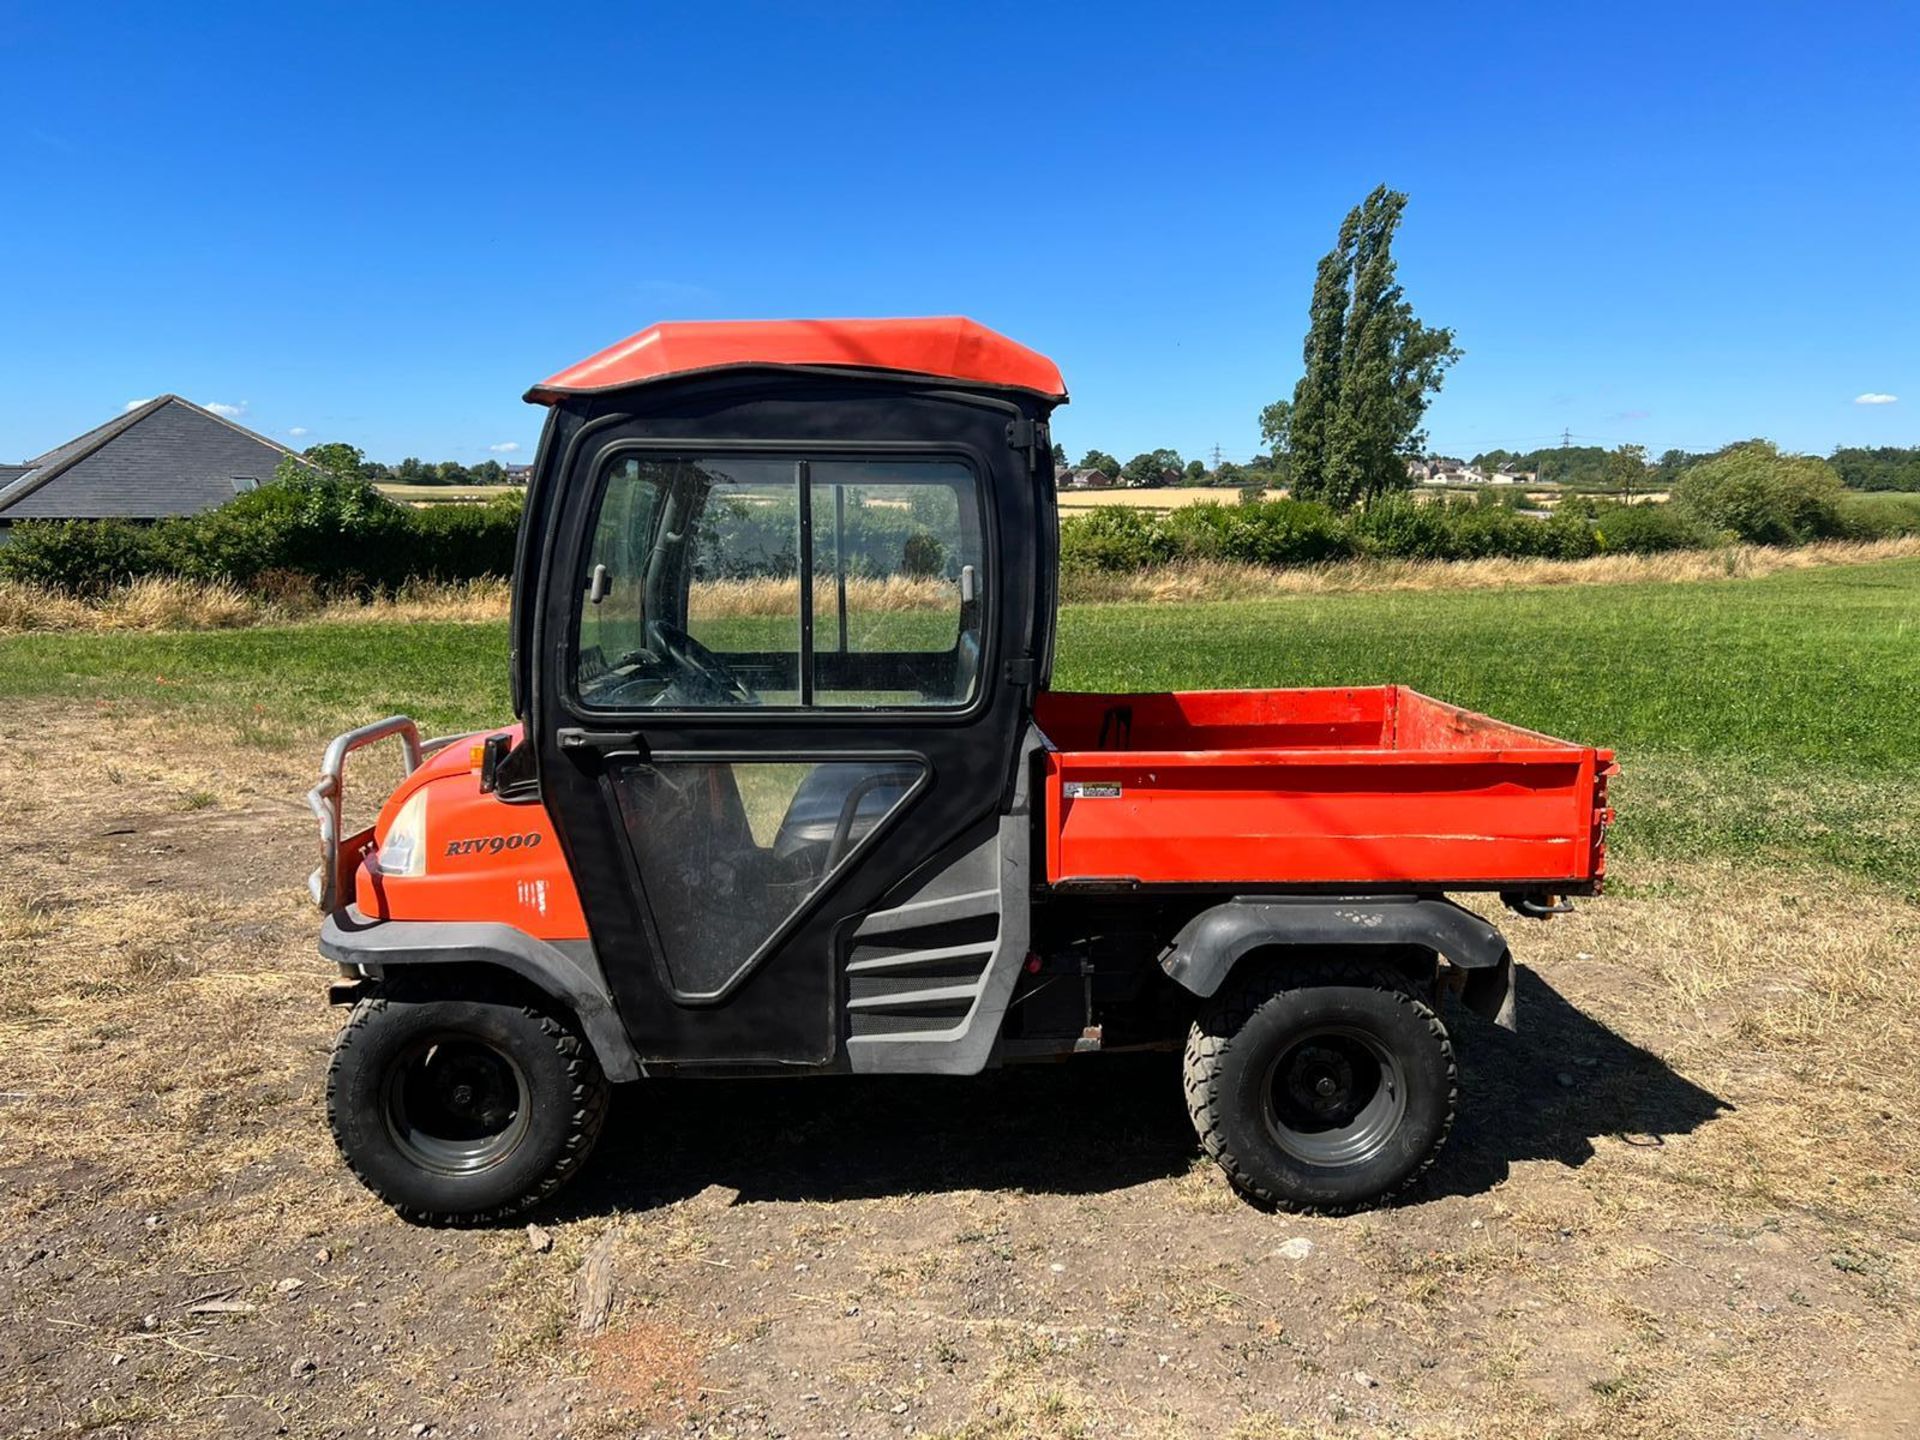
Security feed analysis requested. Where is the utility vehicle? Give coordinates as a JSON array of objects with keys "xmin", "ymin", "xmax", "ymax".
[{"xmin": 310, "ymin": 318, "xmax": 1614, "ymax": 1222}]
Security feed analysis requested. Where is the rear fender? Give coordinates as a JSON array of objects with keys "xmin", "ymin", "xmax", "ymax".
[
  {"xmin": 320, "ymin": 909, "xmax": 641, "ymax": 1080},
  {"xmin": 1161, "ymin": 896, "xmax": 1517, "ymax": 1030}
]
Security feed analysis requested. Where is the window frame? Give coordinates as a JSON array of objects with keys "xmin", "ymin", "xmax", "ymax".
[
  {"xmin": 607, "ymin": 748, "xmax": 933, "ymax": 1004},
  {"xmin": 563, "ymin": 439, "xmax": 998, "ymax": 724}
]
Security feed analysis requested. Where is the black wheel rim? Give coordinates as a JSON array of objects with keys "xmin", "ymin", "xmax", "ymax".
[
  {"xmin": 382, "ymin": 1034, "xmax": 530, "ymax": 1176},
  {"xmin": 1260, "ymin": 1025, "xmax": 1407, "ymax": 1167}
]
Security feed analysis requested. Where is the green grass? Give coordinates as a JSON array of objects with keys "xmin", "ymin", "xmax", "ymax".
[{"xmin": 3, "ymin": 558, "xmax": 1915, "ymax": 888}]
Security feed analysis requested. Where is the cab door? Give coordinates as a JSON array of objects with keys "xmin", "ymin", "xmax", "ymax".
[{"xmin": 529, "ymin": 384, "xmax": 1044, "ymax": 1067}]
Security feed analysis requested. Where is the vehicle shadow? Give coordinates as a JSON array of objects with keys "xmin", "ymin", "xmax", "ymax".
[
  {"xmin": 556, "ymin": 1050, "xmax": 1198, "ymax": 1217},
  {"xmin": 552, "ymin": 967, "xmax": 1727, "ymax": 1219},
  {"xmin": 1423, "ymin": 965, "xmax": 1729, "ymax": 1203}
]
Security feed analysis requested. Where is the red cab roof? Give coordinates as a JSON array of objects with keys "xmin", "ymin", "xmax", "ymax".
[{"xmin": 526, "ymin": 316, "xmax": 1066, "ymax": 405}]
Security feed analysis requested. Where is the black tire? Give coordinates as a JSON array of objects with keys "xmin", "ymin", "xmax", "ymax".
[
  {"xmin": 1183, "ymin": 959, "xmax": 1456, "ymax": 1214},
  {"xmin": 325, "ymin": 980, "xmax": 610, "ymax": 1226}
]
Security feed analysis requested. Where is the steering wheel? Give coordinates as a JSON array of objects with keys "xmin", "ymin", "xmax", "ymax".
[{"xmin": 647, "ymin": 620, "xmax": 758, "ymax": 705}]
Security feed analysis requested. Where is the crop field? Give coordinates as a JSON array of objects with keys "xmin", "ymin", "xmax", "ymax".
[
  {"xmin": 374, "ymin": 484, "xmax": 525, "ymax": 506},
  {"xmin": 1056, "ymin": 486, "xmax": 1255, "ymax": 512},
  {"xmin": 1, "ymin": 557, "xmax": 1917, "ymax": 1437}
]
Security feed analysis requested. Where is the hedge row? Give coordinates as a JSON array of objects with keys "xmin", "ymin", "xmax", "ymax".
[
  {"xmin": 4, "ymin": 444, "xmax": 1913, "ymax": 596},
  {"xmin": 1057, "ymin": 494, "xmax": 1712, "ymax": 572},
  {"xmin": 0, "ymin": 476, "xmax": 522, "ymax": 596}
]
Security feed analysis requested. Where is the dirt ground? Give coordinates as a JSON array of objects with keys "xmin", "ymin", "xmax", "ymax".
[{"xmin": 2, "ymin": 702, "xmax": 1917, "ymax": 1440}]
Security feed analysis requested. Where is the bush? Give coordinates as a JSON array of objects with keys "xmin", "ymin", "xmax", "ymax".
[
  {"xmin": 1345, "ymin": 496, "xmax": 1458, "ymax": 560},
  {"xmin": 1836, "ymin": 490, "xmax": 1920, "ymax": 540},
  {"xmin": 1673, "ymin": 442, "xmax": 1846, "ymax": 544},
  {"xmin": 0, "ymin": 519, "xmax": 160, "ymax": 595},
  {"xmin": 406, "ymin": 492, "xmax": 524, "ymax": 582},
  {"xmin": 1057, "ymin": 506, "xmax": 1173, "ymax": 571},
  {"xmin": 1588, "ymin": 502, "xmax": 1711, "ymax": 554},
  {"xmin": 0, "ymin": 470, "xmax": 526, "ymax": 597},
  {"xmin": 1161, "ymin": 499, "xmax": 1352, "ymax": 567}
]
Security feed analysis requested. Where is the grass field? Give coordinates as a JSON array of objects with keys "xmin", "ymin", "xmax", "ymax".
[
  {"xmin": 2, "ymin": 555, "xmax": 1918, "ymax": 1438},
  {"xmin": 3, "ymin": 557, "xmax": 1914, "ymax": 888}
]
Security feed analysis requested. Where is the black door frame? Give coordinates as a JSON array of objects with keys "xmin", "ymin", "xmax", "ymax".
[{"xmin": 527, "ymin": 374, "xmax": 1053, "ymax": 1068}]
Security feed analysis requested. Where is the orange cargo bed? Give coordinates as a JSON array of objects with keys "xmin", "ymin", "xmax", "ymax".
[{"xmin": 1033, "ymin": 687, "xmax": 1615, "ymax": 892}]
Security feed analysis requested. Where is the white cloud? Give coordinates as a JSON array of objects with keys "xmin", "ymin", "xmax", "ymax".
[
  {"xmin": 1854, "ymin": 392, "xmax": 1899, "ymax": 406},
  {"xmin": 204, "ymin": 400, "xmax": 248, "ymax": 418},
  {"xmin": 489, "ymin": 441, "xmax": 521, "ymax": 454},
  {"xmin": 124, "ymin": 397, "xmax": 153, "ymax": 411},
  {"xmin": 287, "ymin": 426, "xmax": 310, "ymax": 438}
]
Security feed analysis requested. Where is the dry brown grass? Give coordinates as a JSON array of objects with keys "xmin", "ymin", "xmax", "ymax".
[
  {"xmin": 1061, "ymin": 536, "xmax": 1920, "ymax": 605},
  {"xmin": 0, "ymin": 574, "xmax": 515, "ymax": 633},
  {"xmin": 1526, "ymin": 862, "xmax": 1920, "ymax": 1229},
  {"xmin": 6, "ymin": 537, "xmax": 1914, "ymax": 634},
  {"xmin": 688, "ymin": 572, "xmax": 957, "ymax": 618}
]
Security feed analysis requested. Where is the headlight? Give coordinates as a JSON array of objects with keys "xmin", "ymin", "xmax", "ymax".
[{"xmin": 377, "ymin": 789, "xmax": 430, "ymax": 877}]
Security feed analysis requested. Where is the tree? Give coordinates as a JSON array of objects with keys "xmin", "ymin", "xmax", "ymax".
[
  {"xmin": 300, "ymin": 442, "xmax": 369, "ymax": 483},
  {"xmin": 1051, "ymin": 441, "xmax": 1069, "ymax": 468},
  {"xmin": 1673, "ymin": 441, "xmax": 1845, "ymax": 544},
  {"xmin": 1607, "ymin": 444, "xmax": 1649, "ymax": 503},
  {"xmin": 1266, "ymin": 186, "xmax": 1460, "ymax": 509},
  {"xmin": 1259, "ymin": 399, "xmax": 1293, "ymax": 455},
  {"xmin": 1829, "ymin": 445, "xmax": 1920, "ymax": 492},
  {"xmin": 1185, "ymin": 459, "xmax": 1208, "ymax": 483},
  {"xmin": 1077, "ymin": 449, "xmax": 1122, "ymax": 477},
  {"xmin": 1122, "ymin": 449, "xmax": 1183, "ymax": 487}
]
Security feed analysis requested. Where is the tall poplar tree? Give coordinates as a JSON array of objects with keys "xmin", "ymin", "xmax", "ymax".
[{"xmin": 1266, "ymin": 187, "xmax": 1460, "ymax": 508}]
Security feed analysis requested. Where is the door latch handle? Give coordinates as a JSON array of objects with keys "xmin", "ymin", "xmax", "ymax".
[{"xmin": 555, "ymin": 728, "xmax": 650, "ymax": 760}]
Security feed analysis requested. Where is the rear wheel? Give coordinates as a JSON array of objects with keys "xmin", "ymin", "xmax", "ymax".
[
  {"xmin": 1183, "ymin": 960, "xmax": 1455, "ymax": 1213},
  {"xmin": 326, "ymin": 981, "xmax": 610, "ymax": 1225}
]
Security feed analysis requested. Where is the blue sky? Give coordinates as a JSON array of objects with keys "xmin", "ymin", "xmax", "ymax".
[{"xmin": 2, "ymin": 2, "xmax": 1915, "ymax": 468}]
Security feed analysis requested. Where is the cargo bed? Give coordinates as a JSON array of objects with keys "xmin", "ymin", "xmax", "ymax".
[{"xmin": 1034, "ymin": 686, "xmax": 1614, "ymax": 892}]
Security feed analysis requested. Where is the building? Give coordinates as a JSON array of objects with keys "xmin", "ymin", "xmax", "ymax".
[
  {"xmin": 1058, "ymin": 467, "xmax": 1115, "ymax": 490},
  {"xmin": 0, "ymin": 395, "xmax": 308, "ymax": 532}
]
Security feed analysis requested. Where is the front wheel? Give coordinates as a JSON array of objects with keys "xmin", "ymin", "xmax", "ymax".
[
  {"xmin": 1183, "ymin": 960, "xmax": 1456, "ymax": 1213},
  {"xmin": 326, "ymin": 981, "xmax": 610, "ymax": 1225}
]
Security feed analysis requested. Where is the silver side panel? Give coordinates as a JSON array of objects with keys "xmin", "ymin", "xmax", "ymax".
[{"xmin": 842, "ymin": 729, "xmax": 1038, "ymax": 1075}]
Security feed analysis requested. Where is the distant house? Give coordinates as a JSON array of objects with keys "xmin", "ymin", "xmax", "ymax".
[
  {"xmin": 1059, "ymin": 467, "xmax": 1115, "ymax": 490},
  {"xmin": 0, "ymin": 395, "xmax": 308, "ymax": 534}
]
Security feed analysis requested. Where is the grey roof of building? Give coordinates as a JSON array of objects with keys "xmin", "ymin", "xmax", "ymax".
[{"xmin": 0, "ymin": 396, "xmax": 307, "ymax": 521}]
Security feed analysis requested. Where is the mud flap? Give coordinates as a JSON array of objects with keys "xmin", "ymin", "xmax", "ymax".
[{"xmin": 1460, "ymin": 951, "xmax": 1517, "ymax": 1031}]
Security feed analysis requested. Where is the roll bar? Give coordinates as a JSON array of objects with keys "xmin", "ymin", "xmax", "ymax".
[{"xmin": 305, "ymin": 717, "xmax": 462, "ymax": 913}]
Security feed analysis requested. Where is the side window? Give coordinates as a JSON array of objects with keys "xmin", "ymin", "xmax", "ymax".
[
  {"xmin": 575, "ymin": 456, "xmax": 799, "ymax": 708},
  {"xmin": 810, "ymin": 461, "xmax": 984, "ymax": 708},
  {"xmin": 574, "ymin": 453, "xmax": 985, "ymax": 711},
  {"xmin": 610, "ymin": 759, "xmax": 923, "ymax": 997}
]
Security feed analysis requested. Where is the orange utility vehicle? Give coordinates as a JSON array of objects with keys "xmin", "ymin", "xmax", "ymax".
[{"xmin": 311, "ymin": 319, "xmax": 1614, "ymax": 1223}]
